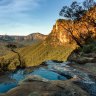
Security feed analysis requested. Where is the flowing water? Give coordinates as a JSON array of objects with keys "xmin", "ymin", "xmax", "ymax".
[
  {"xmin": 0, "ymin": 61, "xmax": 95, "ymax": 96},
  {"xmin": 0, "ymin": 67, "xmax": 68, "ymax": 93}
]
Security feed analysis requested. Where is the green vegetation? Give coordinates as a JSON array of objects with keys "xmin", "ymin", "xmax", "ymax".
[
  {"xmin": 60, "ymin": 0, "xmax": 96, "ymax": 20},
  {"xmin": 0, "ymin": 41, "xmax": 77, "ymax": 70},
  {"xmin": 68, "ymin": 40, "xmax": 96, "ymax": 74},
  {"xmin": 78, "ymin": 40, "xmax": 96, "ymax": 54},
  {"xmin": 0, "ymin": 43, "xmax": 12, "ymax": 56},
  {"xmin": 0, "ymin": 0, "xmax": 96, "ymax": 71},
  {"xmin": 19, "ymin": 42, "xmax": 77, "ymax": 67}
]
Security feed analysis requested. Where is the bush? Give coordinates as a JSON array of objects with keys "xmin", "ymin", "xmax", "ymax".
[{"xmin": 81, "ymin": 43, "xmax": 96, "ymax": 53}]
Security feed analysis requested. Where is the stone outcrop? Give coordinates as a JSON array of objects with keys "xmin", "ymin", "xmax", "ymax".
[
  {"xmin": 45, "ymin": 6, "xmax": 96, "ymax": 46},
  {"xmin": 1, "ymin": 6, "xmax": 96, "ymax": 72},
  {"xmin": 0, "ymin": 75, "xmax": 89, "ymax": 96}
]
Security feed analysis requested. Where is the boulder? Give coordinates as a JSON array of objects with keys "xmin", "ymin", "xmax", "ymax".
[{"xmin": 19, "ymin": 75, "xmax": 49, "ymax": 85}]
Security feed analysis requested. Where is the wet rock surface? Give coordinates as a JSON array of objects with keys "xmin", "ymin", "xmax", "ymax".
[
  {"xmin": 46, "ymin": 60, "xmax": 96, "ymax": 96},
  {"xmin": 0, "ymin": 76, "xmax": 89, "ymax": 96},
  {"xmin": 0, "ymin": 60, "xmax": 96, "ymax": 96}
]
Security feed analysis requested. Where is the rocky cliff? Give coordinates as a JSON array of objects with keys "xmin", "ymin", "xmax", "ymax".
[
  {"xmin": 45, "ymin": 20, "xmax": 73, "ymax": 46},
  {"xmin": 45, "ymin": 5, "xmax": 96, "ymax": 46},
  {"xmin": 0, "ymin": 6, "xmax": 96, "ymax": 71}
]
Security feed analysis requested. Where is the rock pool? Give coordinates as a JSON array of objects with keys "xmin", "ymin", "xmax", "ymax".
[
  {"xmin": 0, "ymin": 66, "xmax": 68, "ymax": 93},
  {"xmin": 1, "ymin": 60, "xmax": 95, "ymax": 96}
]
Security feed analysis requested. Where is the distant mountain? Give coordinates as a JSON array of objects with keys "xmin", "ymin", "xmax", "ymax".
[
  {"xmin": 24, "ymin": 33, "xmax": 47, "ymax": 41},
  {"xmin": 0, "ymin": 33, "xmax": 47, "ymax": 42},
  {"xmin": 0, "ymin": 33, "xmax": 47, "ymax": 56},
  {"xmin": 0, "ymin": 6, "xmax": 96, "ymax": 71}
]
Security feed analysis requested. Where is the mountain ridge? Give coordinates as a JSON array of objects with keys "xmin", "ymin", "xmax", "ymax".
[
  {"xmin": 0, "ymin": 6, "xmax": 96, "ymax": 71},
  {"xmin": 0, "ymin": 32, "xmax": 47, "ymax": 42}
]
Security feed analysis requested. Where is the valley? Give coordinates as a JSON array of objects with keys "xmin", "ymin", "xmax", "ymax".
[{"xmin": 0, "ymin": 1, "xmax": 96, "ymax": 96}]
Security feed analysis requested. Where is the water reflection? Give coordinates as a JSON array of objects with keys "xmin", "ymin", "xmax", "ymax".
[
  {"xmin": 0, "ymin": 67, "xmax": 68, "ymax": 93},
  {"xmin": 0, "ymin": 82, "xmax": 17, "ymax": 93}
]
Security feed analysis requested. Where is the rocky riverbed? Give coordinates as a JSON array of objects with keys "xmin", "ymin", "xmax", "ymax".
[{"xmin": 0, "ymin": 60, "xmax": 96, "ymax": 96}]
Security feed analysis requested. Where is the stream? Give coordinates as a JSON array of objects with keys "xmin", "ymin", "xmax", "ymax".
[
  {"xmin": 0, "ymin": 60, "xmax": 96, "ymax": 96},
  {"xmin": 0, "ymin": 64, "xmax": 68, "ymax": 93}
]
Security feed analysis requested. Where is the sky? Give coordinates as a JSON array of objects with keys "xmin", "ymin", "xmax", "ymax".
[{"xmin": 0, "ymin": 0, "xmax": 84, "ymax": 36}]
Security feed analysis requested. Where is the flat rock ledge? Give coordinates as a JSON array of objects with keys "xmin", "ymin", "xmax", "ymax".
[{"xmin": 0, "ymin": 75, "xmax": 89, "ymax": 96}]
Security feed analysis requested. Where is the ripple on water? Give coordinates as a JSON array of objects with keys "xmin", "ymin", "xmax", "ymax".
[
  {"xmin": 30, "ymin": 68, "xmax": 68, "ymax": 80},
  {"xmin": 0, "ymin": 67, "xmax": 68, "ymax": 93}
]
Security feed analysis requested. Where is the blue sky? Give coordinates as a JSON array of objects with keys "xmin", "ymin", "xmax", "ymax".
[{"xmin": 0, "ymin": 0, "xmax": 84, "ymax": 35}]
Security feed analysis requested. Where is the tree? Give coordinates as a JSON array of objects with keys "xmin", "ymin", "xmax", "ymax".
[
  {"xmin": 59, "ymin": 0, "xmax": 96, "ymax": 48},
  {"xmin": 59, "ymin": 0, "xmax": 96, "ymax": 20},
  {"xmin": 59, "ymin": 1, "xmax": 85, "ymax": 20},
  {"xmin": 59, "ymin": 6, "xmax": 73, "ymax": 20},
  {"xmin": 83, "ymin": 0, "xmax": 96, "ymax": 10},
  {"xmin": 6, "ymin": 43, "xmax": 17, "ymax": 51}
]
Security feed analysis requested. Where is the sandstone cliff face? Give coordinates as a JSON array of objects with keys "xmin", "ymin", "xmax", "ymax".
[
  {"xmin": 45, "ymin": 6, "xmax": 96, "ymax": 46},
  {"xmin": 45, "ymin": 20, "xmax": 73, "ymax": 46}
]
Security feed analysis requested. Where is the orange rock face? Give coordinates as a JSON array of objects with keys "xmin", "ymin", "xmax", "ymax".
[{"xmin": 45, "ymin": 6, "xmax": 96, "ymax": 46}]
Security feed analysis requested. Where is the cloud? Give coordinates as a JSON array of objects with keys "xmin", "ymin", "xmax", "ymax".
[
  {"xmin": 0, "ymin": 0, "xmax": 41, "ymax": 13},
  {"xmin": 0, "ymin": 0, "xmax": 46, "ymax": 21},
  {"xmin": 0, "ymin": 0, "xmax": 45, "ymax": 25},
  {"xmin": 0, "ymin": 0, "xmax": 48, "ymax": 35}
]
